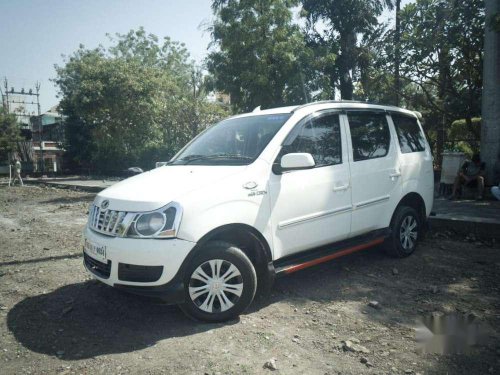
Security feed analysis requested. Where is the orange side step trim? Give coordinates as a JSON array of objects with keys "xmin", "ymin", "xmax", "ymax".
[{"xmin": 282, "ymin": 237, "xmax": 385, "ymax": 274}]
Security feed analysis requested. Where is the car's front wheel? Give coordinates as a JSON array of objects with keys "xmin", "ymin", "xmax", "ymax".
[{"xmin": 179, "ymin": 241, "xmax": 257, "ymax": 322}]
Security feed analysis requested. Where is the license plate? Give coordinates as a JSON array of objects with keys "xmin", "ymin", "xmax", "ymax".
[{"xmin": 84, "ymin": 239, "xmax": 107, "ymax": 262}]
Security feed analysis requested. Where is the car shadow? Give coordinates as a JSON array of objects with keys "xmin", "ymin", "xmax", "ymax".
[{"xmin": 6, "ymin": 280, "xmax": 235, "ymax": 360}]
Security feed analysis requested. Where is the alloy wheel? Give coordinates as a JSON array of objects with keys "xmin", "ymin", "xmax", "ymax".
[
  {"xmin": 188, "ymin": 259, "xmax": 244, "ymax": 313},
  {"xmin": 399, "ymin": 215, "xmax": 418, "ymax": 251}
]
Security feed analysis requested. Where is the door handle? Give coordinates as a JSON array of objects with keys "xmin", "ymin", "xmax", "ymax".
[
  {"xmin": 389, "ymin": 171, "xmax": 401, "ymax": 178},
  {"xmin": 333, "ymin": 183, "xmax": 350, "ymax": 192}
]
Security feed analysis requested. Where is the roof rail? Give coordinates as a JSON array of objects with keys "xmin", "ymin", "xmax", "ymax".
[{"xmin": 291, "ymin": 100, "xmax": 402, "ymax": 113}]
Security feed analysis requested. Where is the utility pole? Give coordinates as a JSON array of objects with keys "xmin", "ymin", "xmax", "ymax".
[
  {"xmin": 36, "ymin": 82, "xmax": 43, "ymax": 174},
  {"xmin": 2, "ymin": 78, "xmax": 9, "ymax": 112},
  {"xmin": 2, "ymin": 77, "xmax": 42, "ymax": 172}
]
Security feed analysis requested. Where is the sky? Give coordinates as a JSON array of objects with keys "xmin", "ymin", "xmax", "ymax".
[
  {"xmin": 0, "ymin": 0, "xmax": 413, "ymax": 113},
  {"xmin": 0, "ymin": 0, "xmax": 214, "ymax": 112}
]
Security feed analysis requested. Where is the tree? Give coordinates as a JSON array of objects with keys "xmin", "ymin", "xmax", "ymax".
[
  {"xmin": 394, "ymin": 0, "xmax": 402, "ymax": 106},
  {"xmin": 354, "ymin": 0, "xmax": 484, "ymax": 168},
  {"xmin": 396, "ymin": 0, "xmax": 484, "ymax": 166},
  {"xmin": 207, "ymin": 0, "xmax": 312, "ymax": 111},
  {"xmin": 55, "ymin": 28, "xmax": 228, "ymax": 173},
  {"xmin": 0, "ymin": 108, "xmax": 22, "ymax": 161},
  {"xmin": 301, "ymin": 0, "xmax": 393, "ymax": 100}
]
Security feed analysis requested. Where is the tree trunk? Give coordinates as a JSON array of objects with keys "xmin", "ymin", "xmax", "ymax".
[
  {"xmin": 394, "ymin": 0, "xmax": 401, "ymax": 106},
  {"xmin": 435, "ymin": 3, "xmax": 452, "ymax": 170},
  {"xmin": 481, "ymin": 0, "xmax": 500, "ymax": 183},
  {"xmin": 436, "ymin": 114, "xmax": 446, "ymax": 170},
  {"xmin": 338, "ymin": 31, "xmax": 356, "ymax": 100}
]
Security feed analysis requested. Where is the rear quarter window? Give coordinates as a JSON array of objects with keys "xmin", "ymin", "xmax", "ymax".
[{"xmin": 392, "ymin": 114, "xmax": 426, "ymax": 153}]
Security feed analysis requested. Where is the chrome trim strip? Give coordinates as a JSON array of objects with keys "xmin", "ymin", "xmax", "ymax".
[
  {"xmin": 278, "ymin": 205, "xmax": 352, "ymax": 229},
  {"xmin": 354, "ymin": 195, "xmax": 390, "ymax": 210}
]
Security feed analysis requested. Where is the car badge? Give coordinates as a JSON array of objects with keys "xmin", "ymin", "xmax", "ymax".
[
  {"xmin": 243, "ymin": 181, "xmax": 258, "ymax": 190},
  {"xmin": 101, "ymin": 200, "xmax": 110, "ymax": 210}
]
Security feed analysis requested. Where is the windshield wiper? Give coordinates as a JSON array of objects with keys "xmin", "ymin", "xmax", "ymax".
[{"xmin": 179, "ymin": 154, "xmax": 253, "ymax": 165}]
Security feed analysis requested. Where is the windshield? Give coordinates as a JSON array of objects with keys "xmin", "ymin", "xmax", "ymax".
[{"xmin": 170, "ymin": 113, "xmax": 292, "ymax": 165}]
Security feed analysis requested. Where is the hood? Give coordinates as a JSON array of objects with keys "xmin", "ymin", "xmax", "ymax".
[{"xmin": 95, "ymin": 165, "xmax": 247, "ymax": 212}]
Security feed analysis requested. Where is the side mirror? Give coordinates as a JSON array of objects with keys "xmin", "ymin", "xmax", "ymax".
[{"xmin": 280, "ymin": 153, "xmax": 315, "ymax": 172}]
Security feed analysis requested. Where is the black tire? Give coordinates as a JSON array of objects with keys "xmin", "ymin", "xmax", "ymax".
[
  {"xmin": 179, "ymin": 241, "xmax": 257, "ymax": 322},
  {"xmin": 385, "ymin": 206, "xmax": 421, "ymax": 258}
]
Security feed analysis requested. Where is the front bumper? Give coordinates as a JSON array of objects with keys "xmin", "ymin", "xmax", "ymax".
[{"xmin": 83, "ymin": 226, "xmax": 196, "ymax": 302}]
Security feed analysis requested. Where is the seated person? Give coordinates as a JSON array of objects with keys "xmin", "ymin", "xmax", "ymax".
[
  {"xmin": 450, "ymin": 153, "xmax": 485, "ymax": 200},
  {"xmin": 493, "ymin": 185, "xmax": 500, "ymax": 201},
  {"xmin": 492, "ymin": 151, "xmax": 500, "ymax": 201}
]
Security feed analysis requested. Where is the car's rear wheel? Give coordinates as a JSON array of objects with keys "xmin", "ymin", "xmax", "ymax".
[
  {"xmin": 179, "ymin": 241, "xmax": 257, "ymax": 322},
  {"xmin": 385, "ymin": 206, "xmax": 421, "ymax": 258}
]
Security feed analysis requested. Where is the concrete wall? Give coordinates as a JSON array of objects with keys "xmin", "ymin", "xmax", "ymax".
[{"xmin": 481, "ymin": 0, "xmax": 500, "ymax": 183}]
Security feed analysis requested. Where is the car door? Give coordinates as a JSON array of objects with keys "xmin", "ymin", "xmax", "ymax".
[
  {"xmin": 344, "ymin": 110, "xmax": 402, "ymax": 237},
  {"xmin": 390, "ymin": 112, "xmax": 434, "ymax": 211},
  {"xmin": 268, "ymin": 110, "xmax": 352, "ymax": 259}
]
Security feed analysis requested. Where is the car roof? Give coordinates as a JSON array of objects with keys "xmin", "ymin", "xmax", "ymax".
[{"xmin": 233, "ymin": 101, "xmax": 420, "ymax": 119}]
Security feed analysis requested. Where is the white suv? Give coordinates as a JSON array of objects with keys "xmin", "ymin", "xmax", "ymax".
[{"xmin": 83, "ymin": 101, "xmax": 434, "ymax": 322}]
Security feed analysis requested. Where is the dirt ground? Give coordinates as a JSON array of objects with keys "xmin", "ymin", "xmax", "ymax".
[{"xmin": 0, "ymin": 185, "xmax": 499, "ymax": 375}]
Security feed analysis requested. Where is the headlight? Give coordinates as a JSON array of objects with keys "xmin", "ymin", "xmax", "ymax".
[
  {"xmin": 127, "ymin": 202, "xmax": 182, "ymax": 239},
  {"xmin": 136, "ymin": 212, "xmax": 165, "ymax": 236}
]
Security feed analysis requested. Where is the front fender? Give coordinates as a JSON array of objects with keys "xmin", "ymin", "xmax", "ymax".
[{"xmin": 177, "ymin": 198, "xmax": 274, "ymax": 256}]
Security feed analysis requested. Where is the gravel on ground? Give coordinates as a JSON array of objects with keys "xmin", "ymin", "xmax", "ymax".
[{"xmin": 1, "ymin": 186, "xmax": 499, "ymax": 374}]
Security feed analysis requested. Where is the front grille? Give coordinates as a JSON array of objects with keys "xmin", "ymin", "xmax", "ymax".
[
  {"xmin": 84, "ymin": 252, "xmax": 112, "ymax": 279},
  {"xmin": 88, "ymin": 204, "xmax": 128, "ymax": 236}
]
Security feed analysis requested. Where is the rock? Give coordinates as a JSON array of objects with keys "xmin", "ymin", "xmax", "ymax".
[
  {"xmin": 342, "ymin": 340, "xmax": 370, "ymax": 354},
  {"xmin": 405, "ymin": 370, "xmax": 414, "ymax": 374},
  {"xmin": 263, "ymin": 358, "xmax": 278, "ymax": 371},
  {"xmin": 61, "ymin": 306, "xmax": 73, "ymax": 316},
  {"xmin": 368, "ymin": 301, "xmax": 380, "ymax": 309},
  {"xmin": 360, "ymin": 357, "xmax": 368, "ymax": 364},
  {"xmin": 292, "ymin": 337, "xmax": 300, "ymax": 343},
  {"xmin": 392, "ymin": 268, "xmax": 399, "ymax": 275}
]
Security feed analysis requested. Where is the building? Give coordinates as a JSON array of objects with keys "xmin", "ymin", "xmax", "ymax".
[{"xmin": 30, "ymin": 105, "xmax": 65, "ymax": 173}]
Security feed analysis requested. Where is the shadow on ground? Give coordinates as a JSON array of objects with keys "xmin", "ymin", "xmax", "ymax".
[{"xmin": 6, "ymin": 280, "xmax": 235, "ymax": 360}]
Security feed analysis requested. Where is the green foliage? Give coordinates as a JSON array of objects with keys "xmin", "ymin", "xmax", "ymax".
[
  {"xmin": 54, "ymin": 28, "xmax": 229, "ymax": 173},
  {"xmin": 0, "ymin": 108, "xmax": 22, "ymax": 161},
  {"xmin": 207, "ymin": 0, "xmax": 312, "ymax": 111},
  {"xmin": 449, "ymin": 118, "xmax": 481, "ymax": 142},
  {"xmin": 301, "ymin": 0, "xmax": 393, "ymax": 100},
  {"xmin": 490, "ymin": 12, "xmax": 500, "ymax": 32},
  {"xmin": 351, "ymin": 0, "xmax": 484, "ymax": 166},
  {"xmin": 447, "ymin": 118, "xmax": 481, "ymax": 155}
]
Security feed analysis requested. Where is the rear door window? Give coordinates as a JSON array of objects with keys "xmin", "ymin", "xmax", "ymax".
[{"xmin": 347, "ymin": 112, "xmax": 391, "ymax": 162}]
